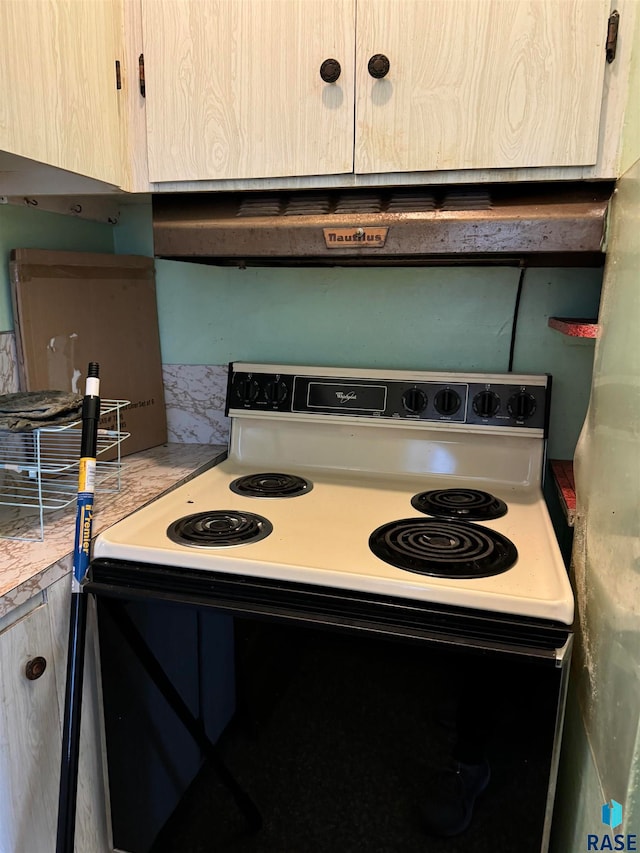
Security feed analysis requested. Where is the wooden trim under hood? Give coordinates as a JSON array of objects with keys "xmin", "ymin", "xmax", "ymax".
[{"xmin": 152, "ymin": 182, "xmax": 612, "ymax": 267}]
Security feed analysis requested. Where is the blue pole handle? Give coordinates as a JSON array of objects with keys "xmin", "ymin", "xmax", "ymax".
[{"xmin": 71, "ymin": 364, "xmax": 100, "ymax": 590}]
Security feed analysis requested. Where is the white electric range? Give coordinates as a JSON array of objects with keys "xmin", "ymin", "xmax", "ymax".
[
  {"xmin": 90, "ymin": 362, "xmax": 573, "ymax": 662},
  {"xmin": 89, "ymin": 362, "xmax": 576, "ymax": 853}
]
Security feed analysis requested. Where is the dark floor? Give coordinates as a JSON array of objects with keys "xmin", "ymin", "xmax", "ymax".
[{"xmin": 150, "ymin": 622, "xmax": 558, "ymax": 853}]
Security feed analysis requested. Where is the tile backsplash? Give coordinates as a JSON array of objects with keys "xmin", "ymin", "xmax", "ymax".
[
  {"xmin": 0, "ymin": 332, "xmax": 19, "ymax": 396},
  {"xmin": 162, "ymin": 364, "xmax": 230, "ymax": 444}
]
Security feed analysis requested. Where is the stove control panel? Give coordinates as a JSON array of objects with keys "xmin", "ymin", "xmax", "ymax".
[{"xmin": 228, "ymin": 366, "xmax": 549, "ymax": 430}]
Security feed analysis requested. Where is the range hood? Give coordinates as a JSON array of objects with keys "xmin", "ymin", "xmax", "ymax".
[{"xmin": 152, "ymin": 182, "xmax": 612, "ymax": 267}]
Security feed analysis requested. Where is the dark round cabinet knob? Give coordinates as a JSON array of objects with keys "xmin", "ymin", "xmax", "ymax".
[
  {"xmin": 473, "ymin": 390, "xmax": 500, "ymax": 419},
  {"xmin": 264, "ymin": 379, "xmax": 288, "ymax": 405},
  {"xmin": 402, "ymin": 388, "xmax": 428, "ymax": 415},
  {"xmin": 368, "ymin": 54, "xmax": 390, "ymax": 79},
  {"xmin": 25, "ymin": 656, "xmax": 47, "ymax": 681},
  {"xmin": 320, "ymin": 58, "xmax": 341, "ymax": 83},
  {"xmin": 435, "ymin": 389, "xmax": 462, "ymax": 417},
  {"xmin": 234, "ymin": 376, "xmax": 260, "ymax": 405},
  {"xmin": 507, "ymin": 391, "xmax": 537, "ymax": 421}
]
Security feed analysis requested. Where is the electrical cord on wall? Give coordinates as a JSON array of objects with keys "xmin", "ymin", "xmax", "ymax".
[{"xmin": 507, "ymin": 264, "xmax": 527, "ymax": 372}]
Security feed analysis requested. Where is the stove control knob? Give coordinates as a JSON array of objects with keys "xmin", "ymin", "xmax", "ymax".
[
  {"xmin": 234, "ymin": 376, "xmax": 260, "ymax": 405},
  {"xmin": 434, "ymin": 388, "xmax": 461, "ymax": 416},
  {"xmin": 402, "ymin": 387, "xmax": 428, "ymax": 415},
  {"xmin": 507, "ymin": 391, "xmax": 537, "ymax": 421},
  {"xmin": 473, "ymin": 390, "xmax": 500, "ymax": 419},
  {"xmin": 264, "ymin": 379, "xmax": 288, "ymax": 405}
]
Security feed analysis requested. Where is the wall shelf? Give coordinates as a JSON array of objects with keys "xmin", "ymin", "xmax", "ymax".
[
  {"xmin": 548, "ymin": 317, "xmax": 598, "ymax": 338},
  {"xmin": 550, "ymin": 459, "xmax": 576, "ymax": 527},
  {"xmin": 0, "ymin": 400, "xmax": 130, "ymax": 541}
]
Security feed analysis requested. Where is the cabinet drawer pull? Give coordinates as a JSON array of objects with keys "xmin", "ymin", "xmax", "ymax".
[
  {"xmin": 25, "ymin": 656, "xmax": 47, "ymax": 680},
  {"xmin": 367, "ymin": 54, "xmax": 390, "ymax": 79},
  {"xmin": 320, "ymin": 58, "xmax": 341, "ymax": 84}
]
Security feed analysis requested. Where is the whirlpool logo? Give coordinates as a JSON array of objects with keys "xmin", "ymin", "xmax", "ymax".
[
  {"xmin": 587, "ymin": 800, "xmax": 637, "ymax": 850},
  {"xmin": 335, "ymin": 391, "xmax": 357, "ymax": 404}
]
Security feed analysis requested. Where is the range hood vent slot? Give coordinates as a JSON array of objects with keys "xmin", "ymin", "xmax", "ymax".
[
  {"xmin": 237, "ymin": 196, "xmax": 284, "ymax": 217},
  {"xmin": 152, "ymin": 182, "xmax": 612, "ymax": 268},
  {"xmin": 441, "ymin": 190, "xmax": 492, "ymax": 211},
  {"xmin": 284, "ymin": 195, "xmax": 333, "ymax": 216}
]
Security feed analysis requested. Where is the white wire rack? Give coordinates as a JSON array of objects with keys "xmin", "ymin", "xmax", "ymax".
[{"xmin": 0, "ymin": 399, "xmax": 130, "ymax": 541}]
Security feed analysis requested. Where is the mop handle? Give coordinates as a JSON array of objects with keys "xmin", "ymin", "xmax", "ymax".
[
  {"xmin": 72, "ymin": 362, "xmax": 101, "ymax": 590},
  {"xmin": 56, "ymin": 362, "xmax": 100, "ymax": 853}
]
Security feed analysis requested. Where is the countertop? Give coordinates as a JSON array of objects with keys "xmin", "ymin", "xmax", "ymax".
[{"xmin": 0, "ymin": 442, "xmax": 226, "ymax": 619}]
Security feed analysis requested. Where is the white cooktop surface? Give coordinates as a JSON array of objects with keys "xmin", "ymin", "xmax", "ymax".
[{"xmin": 94, "ymin": 458, "xmax": 574, "ymax": 625}]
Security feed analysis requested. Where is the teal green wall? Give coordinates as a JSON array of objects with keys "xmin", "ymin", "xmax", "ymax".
[
  {"xmin": 112, "ymin": 202, "xmax": 154, "ymax": 256},
  {"xmin": 0, "ymin": 204, "xmax": 114, "ymax": 331},
  {"xmin": 155, "ymin": 262, "xmax": 519, "ymax": 368},
  {"xmin": 114, "ymin": 202, "xmax": 602, "ymax": 459}
]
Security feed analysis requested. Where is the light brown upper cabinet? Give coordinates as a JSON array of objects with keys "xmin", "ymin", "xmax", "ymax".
[
  {"xmin": 142, "ymin": 0, "xmax": 356, "ymax": 182},
  {"xmin": 354, "ymin": 0, "xmax": 611, "ymax": 174},
  {"xmin": 0, "ymin": 0, "xmax": 125, "ymax": 188},
  {"xmin": 141, "ymin": 0, "xmax": 612, "ymax": 185}
]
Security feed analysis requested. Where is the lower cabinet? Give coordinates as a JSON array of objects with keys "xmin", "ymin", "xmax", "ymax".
[
  {"xmin": 0, "ymin": 593, "xmax": 61, "ymax": 853},
  {"xmin": 0, "ymin": 577, "xmax": 111, "ymax": 853}
]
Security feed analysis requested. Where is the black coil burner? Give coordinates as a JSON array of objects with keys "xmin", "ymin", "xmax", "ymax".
[
  {"xmin": 411, "ymin": 488, "xmax": 508, "ymax": 521},
  {"xmin": 167, "ymin": 511, "xmax": 273, "ymax": 548},
  {"xmin": 229, "ymin": 472, "xmax": 313, "ymax": 498},
  {"xmin": 369, "ymin": 518, "xmax": 517, "ymax": 578}
]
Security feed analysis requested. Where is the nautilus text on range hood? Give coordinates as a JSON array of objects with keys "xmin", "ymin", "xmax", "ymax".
[{"xmin": 152, "ymin": 182, "xmax": 612, "ymax": 267}]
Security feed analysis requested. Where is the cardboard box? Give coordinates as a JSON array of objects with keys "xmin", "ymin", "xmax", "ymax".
[{"xmin": 10, "ymin": 248, "xmax": 167, "ymax": 456}]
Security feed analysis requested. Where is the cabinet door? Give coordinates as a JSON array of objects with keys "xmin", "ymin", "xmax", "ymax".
[
  {"xmin": 0, "ymin": 598, "xmax": 61, "ymax": 853},
  {"xmin": 142, "ymin": 0, "xmax": 355, "ymax": 182},
  {"xmin": 355, "ymin": 0, "xmax": 611, "ymax": 174},
  {"xmin": 0, "ymin": 0, "xmax": 123, "ymax": 186}
]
